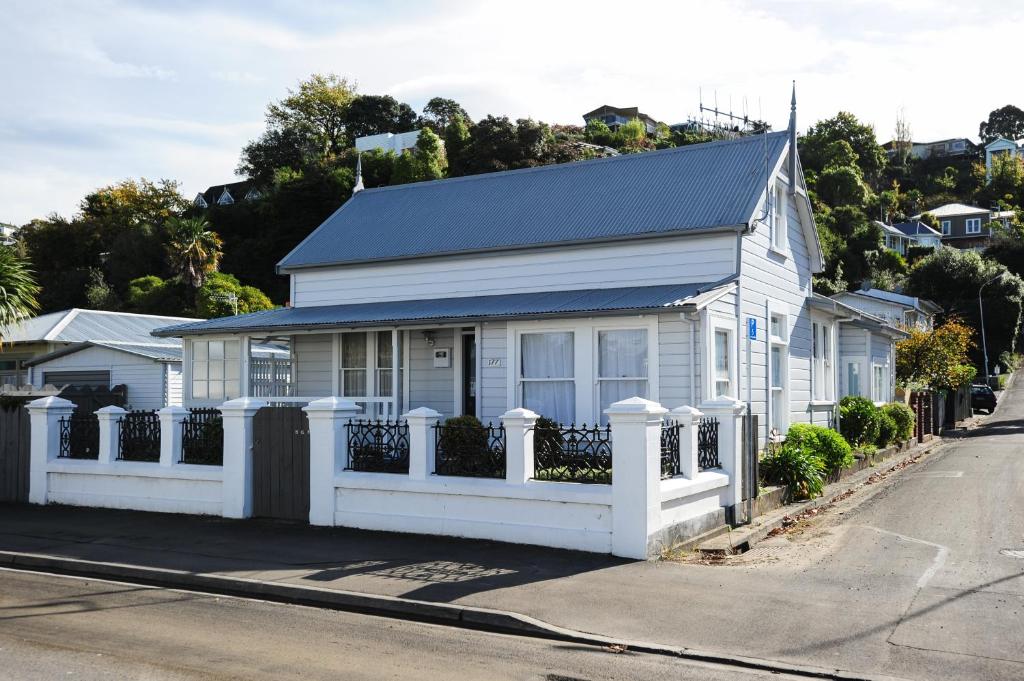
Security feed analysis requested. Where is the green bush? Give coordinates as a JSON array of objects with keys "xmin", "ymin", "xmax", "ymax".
[
  {"xmin": 438, "ymin": 415, "xmax": 489, "ymax": 455},
  {"xmin": 760, "ymin": 442, "xmax": 826, "ymax": 501},
  {"xmin": 876, "ymin": 413, "xmax": 898, "ymax": 447},
  {"xmin": 784, "ymin": 423, "xmax": 853, "ymax": 473},
  {"xmin": 882, "ymin": 402, "xmax": 914, "ymax": 441},
  {"xmin": 839, "ymin": 396, "xmax": 880, "ymax": 445}
]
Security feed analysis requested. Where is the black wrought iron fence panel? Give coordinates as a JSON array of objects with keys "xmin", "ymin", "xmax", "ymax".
[
  {"xmin": 533, "ymin": 423, "xmax": 612, "ymax": 484},
  {"xmin": 660, "ymin": 421, "xmax": 681, "ymax": 479},
  {"xmin": 181, "ymin": 408, "xmax": 223, "ymax": 465},
  {"xmin": 117, "ymin": 410, "xmax": 160, "ymax": 462},
  {"xmin": 346, "ymin": 419, "xmax": 409, "ymax": 473},
  {"xmin": 434, "ymin": 422, "xmax": 505, "ymax": 478},
  {"xmin": 697, "ymin": 417, "xmax": 720, "ymax": 470},
  {"xmin": 58, "ymin": 414, "xmax": 99, "ymax": 459}
]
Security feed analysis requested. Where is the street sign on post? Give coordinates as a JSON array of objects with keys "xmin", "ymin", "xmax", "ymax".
[{"xmin": 747, "ymin": 317, "xmax": 757, "ymax": 340}]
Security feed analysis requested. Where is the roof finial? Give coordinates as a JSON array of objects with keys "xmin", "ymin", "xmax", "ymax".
[
  {"xmin": 353, "ymin": 153, "xmax": 365, "ymax": 194},
  {"xmin": 788, "ymin": 80, "xmax": 797, "ymax": 194}
]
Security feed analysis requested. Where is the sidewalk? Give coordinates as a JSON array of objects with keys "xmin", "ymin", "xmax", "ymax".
[{"xmin": 0, "ymin": 431, "xmax": 1011, "ymax": 681}]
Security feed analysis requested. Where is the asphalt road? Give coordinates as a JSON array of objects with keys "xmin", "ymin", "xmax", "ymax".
[{"xmin": 0, "ymin": 569, "xmax": 808, "ymax": 681}]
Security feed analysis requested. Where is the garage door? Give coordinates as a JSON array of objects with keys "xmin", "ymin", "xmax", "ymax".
[{"xmin": 42, "ymin": 370, "xmax": 111, "ymax": 388}]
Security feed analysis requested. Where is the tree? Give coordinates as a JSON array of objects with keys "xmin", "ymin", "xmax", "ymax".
[
  {"xmin": 390, "ymin": 128, "xmax": 447, "ymax": 185},
  {"xmin": 802, "ymin": 112, "xmax": 886, "ymax": 180},
  {"xmin": 164, "ymin": 217, "xmax": 223, "ymax": 288},
  {"xmin": 420, "ymin": 97, "xmax": 470, "ymax": 133},
  {"xmin": 0, "ymin": 245, "xmax": 39, "ymax": 336},
  {"xmin": 344, "ymin": 95, "xmax": 417, "ymax": 140},
  {"xmin": 976, "ymin": 153, "xmax": 1024, "ymax": 209},
  {"xmin": 979, "ymin": 105, "xmax": 1024, "ymax": 144},
  {"xmin": 238, "ymin": 127, "xmax": 319, "ymax": 184},
  {"xmin": 892, "ymin": 109, "xmax": 913, "ymax": 164},
  {"xmin": 896, "ymin": 319, "xmax": 976, "ymax": 391},
  {"xmin": 443, "ymin": 115, "xmax": 472, "ymax": 177},
  {"xmin": 584, "ymin": 119, "xmax": 615, "ymax": 147},
  {"xmin": 817, "ymin": 164, "xmax": 870, "ymax": 207},
  {"xmin": 195, "ymin": 272, "xmax": 274, "ymax": 318},
  {"xmin": 125, "ymin": 275, "xmax": 189, "ymax": 316}
]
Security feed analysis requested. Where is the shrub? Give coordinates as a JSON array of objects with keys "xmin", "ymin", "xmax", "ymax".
[
  {"xmin": 438, "ymin": 415, "xmax": 489, "ymax": 455},
  {"xmin": 839, "ymin": 396, "xmax": 880, "ymax": 445},
  {"xmin": 876, "ymin": 413, "xmax": 898, "ymax": 447},
  {"xmin": 532, "ymin": 415, "xmax": 564, "ymax": 456},
  {"xmin": 882, "ymin": 402, "xmax": 915, "ymax": 441},
  {"xmin": 760, "ymin": 442, "xmax": 826, "ymax": 501},
  {"xmin": 784, "ymin": 423, "xmax": 853, "ymax": 473}
]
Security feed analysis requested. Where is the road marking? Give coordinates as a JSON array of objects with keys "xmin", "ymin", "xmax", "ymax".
[
  {"xmin": 911, "ymin": 471, "xmax": 963, "ymax": 478},
  {"xmin": 999, "ymin": 549, "xmax": 1024, "ymax": 560},
  {"xmin": 857, "ymin": 526, "xmax": 950, "ymax": 589}
]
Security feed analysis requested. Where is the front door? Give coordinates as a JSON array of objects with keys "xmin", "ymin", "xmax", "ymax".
[
  {"xmin": 252, "ymin": 406, "xmax": 310, "ymax": 522},
  {"xmin": 462, "ymin": 332, "xmax": 476, "ymax": 417}
]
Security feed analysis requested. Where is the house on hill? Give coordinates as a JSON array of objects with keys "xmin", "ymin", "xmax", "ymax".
[
  {"xmin": 194, "ymin": 180, "xmax": 262, "ymax": 209},
  {"xmin": 984, "ymin": 136, "xmax": 1023, "ymax": 181},
  {"xmin": 913, "ymin": 203, "xmax": 993, "ymax": 250},
  {"xmin": 582, "ymin": 105, "xmax": 658, "ymax": 134}
]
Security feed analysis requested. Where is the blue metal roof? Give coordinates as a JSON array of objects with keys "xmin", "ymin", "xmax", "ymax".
[
  {"xmin": 153, "ymin": 283, "xmax": 719, "ymax": 337},
  {"xmin": 278, "ymin": 132, "xmax": 789, "ymax": 270},
  {"xmin": 892, "ymin": 220, "xmax": 941, "ymax": 238},
  {"xmin": 3, "ymin": 309, "xmax": 199, "ymax": 345}
]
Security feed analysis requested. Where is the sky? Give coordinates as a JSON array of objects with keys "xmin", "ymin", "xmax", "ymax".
[{"xmin": 1, "ymin": 0, "xmax": 1022, "ymax": 225}]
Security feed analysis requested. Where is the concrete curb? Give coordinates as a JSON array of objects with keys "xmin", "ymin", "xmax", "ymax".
[
  {"xmin": 0, "ymin": 550, "xmax": 907, "ymax": 681},
  {"xmin": 699, "ymin": 438, "xmax": 945, "ymax": 555}
]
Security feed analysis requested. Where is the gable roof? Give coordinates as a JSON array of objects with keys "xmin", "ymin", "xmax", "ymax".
[
  {"xmin": 1, "ymin": 309, "xmax": 199, "ymax": 345},
  {"xmin": 279, "ymin": 131, "xmax": 792, "ymax": 271},
  {"xmin": 24, "ymin": 341, "xmax": 183, "ymax": 367},
  {"xmin": 891, "ymin": 220, "xmax": 941, "ymax": 238},
  {"xmin": 833, "ymin": 289, "xmax": 942, "ymax": 315},
  {"xmin": 196, "ymin": 180, "xmax": 259, "ymax": 207},
  {"xmin": 913, "ymin": 203, "xmax": 990, "ymax": 219}
]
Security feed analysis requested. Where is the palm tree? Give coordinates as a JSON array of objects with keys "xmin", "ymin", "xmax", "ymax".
[
  {"xmin": 165, "ymin": 217, "xmax": 223, "ymax": 288},
  {"xmin": 0, "ymin": 245, "xmax": 40, "ymax": 338}
]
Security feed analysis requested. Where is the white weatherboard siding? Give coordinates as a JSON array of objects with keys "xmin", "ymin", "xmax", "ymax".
[
  {"xmin": 738, "ymin": 173, "xmax": 815, "ymax": 445},
  {"xmin": 408, "ymin": 329, "xmax": 455, "ymax": 418},
  {"xmin": 293, "ymin": 334, "xmax": 333, "ymax": 396},
  {"xmin": 32, "ymin": 346, "xmax": 174, "ymax": 410},
  {"xmin": 479, "ymin": 322, "xmax": 507, "ymax": 422},
  {"xmin": 832, "ymin": 293, "xmax": 906, "ymax": 327},
  {"xmin": 658, "ymin": 312, "xmax": 698, "ymax": 410},
  {"xmin": 291, "ymin": 234, "xmax": 737, "ymax": 306},
  {"xmin": 165, "ymin": 363, "xmax": 183, "ymax": 406}
]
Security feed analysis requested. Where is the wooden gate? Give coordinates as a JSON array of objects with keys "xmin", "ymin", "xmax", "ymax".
[
  {"xmin": 0, "ymin": 400, "xmax": 31, "ymax": 503},
  {"xmin": 252, "ymin": 406, "xmax": 310, "ymax": 522}
]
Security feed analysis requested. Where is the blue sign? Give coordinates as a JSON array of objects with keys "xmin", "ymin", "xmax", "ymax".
[{"xmin": 747, "ymin": 317, "xmax": 757, "ymax": 340}]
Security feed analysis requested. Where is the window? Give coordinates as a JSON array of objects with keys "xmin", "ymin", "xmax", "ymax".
[
  {"xmin": 376, "ymin": 330, "xmax": 395, "ymax": 397},
  {"xmin": 768, "ymin": 311, "xmax": 789, "ymax": 432},
  {"xmin": 873, "ymin": 363, "xmax": 888, "ymax": 402},
  {"xmin": 340, "ymin": 332, "xmax": 367, "ymax": 396},
  {"xmin": 596, "ymin": 329, "xmax": 648, "ymax": 425},
  {"xmin": 941, "ymin": 220, "xmax": 951, "ymax": 235},
  {"xmin": 966, "ymin": 218, "xmax": 982, "ymax": 234},
  {"xmin": 520, "ymin": 331, "xmax": 575, "ymax": 424},
  {"xmin": 811, "ymin": 322, "xmax": 834, "ymax": 401},
  {"xmin": 191, "ymin": 339, "xmax": 240, "ymax": 401},
  {"xmin": 847, "ymin": 361, "xmax": 861, "ymax": 397},
  {"xmin": 770, "ymin": 184, "xmax": 789, "ymax": 252},
  {"xmin": 714, "ymin": 330, "xmax": 732, "ymax": 397}
]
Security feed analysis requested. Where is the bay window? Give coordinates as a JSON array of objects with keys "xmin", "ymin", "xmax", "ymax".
[
  {"xmin": 872, "ymin": 362, "xmax": 888, "ymax": 402},
  {"xmin": 520, "ymin": 331, "xmax": 575, "ymax": 424},
  {"xmin": 812, "ymin": 321, "xmax": 834, "ymax": 401},
  {"xmin": 769, "ymin": 311, "xmax": 789, "ymax": 433},
  {"xmin": 190, "ymin": 339, "xmax": 240, "ymax": 401},
  {"xmin": 340, "ymin": 332, "xmax": 368, "ymax": 396}
]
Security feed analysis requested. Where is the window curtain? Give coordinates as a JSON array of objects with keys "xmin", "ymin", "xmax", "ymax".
[
  {"xmin": 521, "ymin": 332, "xmax": 574, "ymax": 424},
  {"xmin": 598, "ymin": 329, "xmax": 648, "ymax": 424},
  {"xmin": 341, "ymin": 332, "xmax": 367, "ymax": 396}
]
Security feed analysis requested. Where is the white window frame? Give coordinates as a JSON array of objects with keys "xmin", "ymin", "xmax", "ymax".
[
  {"xmin": 506, "ymin": 316, "xmax": 659, "ymax": 425},
  {"xmin": 810, "ymin": 316, "xmax": 835, "ymax": 403},
  {"xmin": 965, "ymin": 217, "xmax": 982, "ymax": 234},
  {"xmin": 767, "ymin": 305, "xmax": 790, "ymax": 434},
  {"xmin": 594, "ymin": 326, "xmax": 651, "ymax": 424},
  {"xmin": 842, "ymin": 356, "xmax": 866, "ymax": 398},
  {"xmin": 184, "ymin": 336, "xmax": 245, "ymax": 405},
  {"xmin": 769, "ymin": 182, "xmax": 789, "ymax": 255},
  {"xmin": 871, "ymin": 359, "xmax": 889, "ymax": 404},
  {"xmin": 702, "ymin": 312, "xmax": 737, "ymax": 401},
  {"xmin": 941, "ymin": 220, "xmax": 952, "ymax": 236}
]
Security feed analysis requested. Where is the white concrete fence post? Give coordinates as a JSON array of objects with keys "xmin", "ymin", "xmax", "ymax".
[
  {"xmin": 157, "ymin": 406, "xmax": 189, "ymax": 467},
  {"xmin": 26, "ymin": 396, "xmax": 76, "ymax": 505},
  {"xmin": 699, "ymin": 397, "xmax": 747, "ymax": 517},
  {"xmin": 95, "ymin": 405, "xmax": 126, "ymax": 465},
  {"xmin": 606, "ymin": 397, "xmax": 668, "ymax": 560},
  {"xmin": 669, "ymin": 405, "xmax": 703, "ymax": 480},
  {"xmin": 219, "ymin": 397, "xmax": 265, "ymax": 519},
  {"xmin": 404, "ymin": 407, "xmax": 441, "ymax": 480},
  {"xmin": 501, "ymin": 407, "xmax": 538, "ymax": 485},
  {"xmin": 304, "ymin": 397, "xmax": 361, "ymax": 526}
]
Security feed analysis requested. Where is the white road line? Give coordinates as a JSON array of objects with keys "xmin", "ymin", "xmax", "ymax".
[{"xmin": 857, "ymin": 526, "xmax": 950, "ymax": 589}]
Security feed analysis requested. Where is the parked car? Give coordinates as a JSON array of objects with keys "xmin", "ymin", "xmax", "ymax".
[{"xmin": 971, "ymin": 384, "xmax": 997, "ymax": 414}]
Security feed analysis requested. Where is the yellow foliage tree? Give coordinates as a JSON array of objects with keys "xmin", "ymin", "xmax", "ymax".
[{"xmin": 896, "ymin": 319, "xmax": 977, "ymax": 391}]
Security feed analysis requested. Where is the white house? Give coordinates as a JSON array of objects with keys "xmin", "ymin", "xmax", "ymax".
[
  {"xmin": 157, "ymin": 90, "xmax": 848, "ymax": 447},
  {"xmin": 984, "ymin": 136, "xmax": 1022, "ymax": 181},
  {"xmin": 355, "ymin": 130, "xmax": 425, "ymax": 155},
  {"xmin": 886, "ymin": 220, "xmax": 943, "ymax": 252},
  {"xmin": 831, "ymin": 288, "xmax": 940, "ymax": 332}
]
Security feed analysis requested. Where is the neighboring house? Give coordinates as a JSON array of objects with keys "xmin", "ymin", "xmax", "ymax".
[
  {"xmin": 354, "ymin": 130, "xmax": 425, "ymax": 155},
  {"xmin": 831, "ymin": 288, "xmax": 940, "ymax": 332},
  {"xmin": 984, "ymin": 136, "xmax": 1023, "ymax": 181},
  {"xmin": 890, "ymin": 220, "xmax": 943, "ymax": 250},
  {"xmin": 0, "ymin": 309, "xmax": 199, "ymax": 406},
  {"xmin": 194, "ymin": 180, "xmax": 262, "ymax": 209},
  {"xmin": 811, "ymin": 295, "xmax": 906, "ymax": 405},
  {"xmin": 582, "ymin": 105, "xmax": 659, "ymax": 134},
  {"xmin": 992, "ymin": 209, "xmax": 1018, "ymax": 230},
  {"xmin": 913, "ymin": 203, "xmax": 993, "ymax": 250},
  {"xmin": 156, "ymin": 95, "xmax": 900, "ymax": 451},
  {"xmin": 892, "ymin": 138, "xmax": 977, "ymax": 161},
  {"xmin": 878, "ymin": 221, "xmax": 913, "ymax": 256},
  {"xmin": 0, "ymin": 222, "xmax": 17, "ymax": 245}
]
